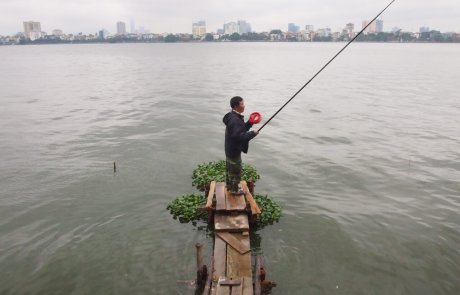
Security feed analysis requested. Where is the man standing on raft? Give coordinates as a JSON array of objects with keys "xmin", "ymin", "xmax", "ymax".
[{"xmin": 223, "ymin": 96, "xmax": 258, "ymax": 195}]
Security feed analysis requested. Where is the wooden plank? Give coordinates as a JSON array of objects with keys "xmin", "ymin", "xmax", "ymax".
[
  {"xmin": 211, "ymin": 236, "xmax": 227, "ymax": 295},
  {"xmin": 226, "ymin": 244, "xmax": 252, "ymax": 278},
  {"xmin": 214, "ymin": 214, "xmax": 249, "ymax": 232},
  {"xmin": 216, "ymin": 232, "xmax": 250, "ymax": 255},
  {"xmin": 231, "ymin": 279, "xmax": 243, "ymax": 295},
  {"xmin": 216, "ymin": 277, "xmax": 231, "ymax": 295},
  {"xmin": 219, "ymin": 278, "xmax": 241, "ymax": 286},
  {"xmin": 225, "ymin": 188, "xmax": 247, "ymax": 211},
  {"xmin": 213, "ymin": 235, "xmax": 227, "ymax": 278},
  {"xmin": 205, "ymin": 181, "xmax": 216, "ymax": 209},
  {"xmin": 216, "ymin": 182, "xmax": 226, "ymax": 211},
  {"xmin": 242, "ymin": 277, "xmax": 253, "ymax": 295},
  {"xmin": 241, "ymin": 181, "xmax": 261, "ymax": 215},
  {"xmin": 216, "ymin": 283, "xmax": 230, "ymax": 295}
]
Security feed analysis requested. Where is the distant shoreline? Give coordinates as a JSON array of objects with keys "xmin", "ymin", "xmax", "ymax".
[
  {"xmin": 2, "ymin": 40, "xmax": 459, "ymax": 46},
  {"xmin": 3, "ymin": 30, "xmax": 459, "ymax": 45}
]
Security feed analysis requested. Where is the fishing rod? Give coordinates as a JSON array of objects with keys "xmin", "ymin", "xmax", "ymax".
[{"xmin": 257, "ymin": 0, "xmax": 396, "ymax": 132}]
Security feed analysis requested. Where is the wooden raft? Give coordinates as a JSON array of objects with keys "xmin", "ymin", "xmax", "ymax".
[{"xmin": 202, "ymin": 181, "xmax": 262, "ymax": 295}]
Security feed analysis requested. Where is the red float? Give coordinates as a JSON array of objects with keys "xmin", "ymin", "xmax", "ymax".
[{"xmin": 249, "ymin": 112, "xmax": 262, "ymax": 124}]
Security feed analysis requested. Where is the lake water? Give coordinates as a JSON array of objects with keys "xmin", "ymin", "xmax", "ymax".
[{"xmin": 0, "ymin": 42, "xmax": 459, "ymax": 295}]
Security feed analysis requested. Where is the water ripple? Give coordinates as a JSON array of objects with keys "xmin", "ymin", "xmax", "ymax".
[{"xmin": 1, "ymin": 43, "xmax": 459, "ymax": 294}]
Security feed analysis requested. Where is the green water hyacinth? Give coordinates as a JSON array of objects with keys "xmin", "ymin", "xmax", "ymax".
[
  {"xmin": 166, "ymin": 193, "xmax": 282, "ymax": 227},
  {"xmin": 166, "ymin": 194, "xmax": 208, "ymax": 223},
  {"xmin": 192, "ymin": 160, "xmax": 260, "ymax": 191},
  {"xmin": 254, "ymin": 194, "xmax": 282, "ymax": 227},
  {"xmin": 168, "ymin": 161, "xmax": 281, "ymax": 226}
]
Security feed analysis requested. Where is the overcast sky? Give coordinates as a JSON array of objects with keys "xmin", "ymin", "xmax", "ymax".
[{"xmin": 1, "ymin": 0, "xmax": 459, "ymax": 36}]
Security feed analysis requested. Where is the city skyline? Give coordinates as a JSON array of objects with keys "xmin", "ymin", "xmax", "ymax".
[{"xmin": 1, "ymin": 0, "xmax": 460, "ymax": 36}]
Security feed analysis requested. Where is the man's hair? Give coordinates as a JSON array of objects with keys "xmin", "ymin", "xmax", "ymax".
[{"xmin": 230, "ymin": 96, "xmax": 243, "ymax": 109}]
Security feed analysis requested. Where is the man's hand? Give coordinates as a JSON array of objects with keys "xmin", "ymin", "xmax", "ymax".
[{"xmin": 253, "ymin": 130, "xmax": 259, "ymax": 136}]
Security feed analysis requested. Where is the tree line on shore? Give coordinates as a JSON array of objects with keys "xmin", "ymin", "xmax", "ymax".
[{"xmin": 8, "ymin": 29, "xmax": 460, "ymax": 45}]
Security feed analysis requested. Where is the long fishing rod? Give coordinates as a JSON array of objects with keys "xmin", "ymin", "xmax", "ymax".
[{"xmin": 257, "ymin": 0, "xmax": 396, "ymax": 132}]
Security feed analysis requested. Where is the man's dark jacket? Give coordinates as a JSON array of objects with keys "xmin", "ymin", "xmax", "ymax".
[{"xmin": 223, "ymin": 111, "xmax": 256, "ymax": 158}]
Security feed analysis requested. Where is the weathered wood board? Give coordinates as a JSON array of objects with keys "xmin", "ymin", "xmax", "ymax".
[
  {"xmin": 216, "ymin": 283, "xmax": 230, "ymax": 295},
  {"xmin": 231, "ymin": 279, "xmax": 243, "ymax": 295},
  {"xmin": 226, "ymin": 244, "xmax": 252, "ymax": 278},
  {"xmin": 216, "ymin": 182, "xmax": 226, "ymax": 211},
  {"xmin": 214, "ymin": 276, "xmax": 252, "ymax": 295},
  {"xmin": 214, "ymin": 214, "xmax": 249, "ymax": 232},
  {"xmin": 216, "ymin": 232, "xmax": 250, "ymax": 255},
  {"xmin": 242, "ymin": 277, "xmax": 254, "ymax": 295},
  {"xmin": 203, "ymin": 180, "xmax": 261, "ymax": 295},
  {"xmin": 210, "ymin": 235, "xmax": 227, "ymax": 295},
  {"xmin": 241, "ymin": 181, "xmax": 261, "ymax": 215},
  {"xmin": 225, "ymin": 188, "xmax": 247, "ymax": 211},
  {"xmin": 205, "ymin": 181, "xmax": 216, "ymax": 209}
]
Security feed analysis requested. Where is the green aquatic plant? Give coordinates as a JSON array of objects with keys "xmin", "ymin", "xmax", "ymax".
[
  {"xmin": 166, "ymin": 194, "xmax": 208, "ymax": 223},
  {"xmin": 254, "ymin": 194, "xmax": 282, "ymax": 227},
  {"xmin": 168, "ymin": 162, "xmax": 282, "ymax": 227},
  {"xmin": 191, "ymin": 160, "xmax": 260, "ymax": 191},
  {"xmin": 166, "ymin": 193, "xmax": 282, "ymax": 227}
]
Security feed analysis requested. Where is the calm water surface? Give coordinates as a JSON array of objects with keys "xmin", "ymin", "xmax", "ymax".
[{"xmin": 0, "ymin": 43, "xmax": 459, "ymax": 294}]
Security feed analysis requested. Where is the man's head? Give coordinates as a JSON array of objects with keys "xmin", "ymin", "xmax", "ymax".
[{"xmin": 230, "ymin": 96, "xmax": 245, "ymax": 113}]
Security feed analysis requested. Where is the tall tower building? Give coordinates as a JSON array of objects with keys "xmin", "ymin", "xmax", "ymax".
[
  {"xmin": 130, "ymin": 20, "xmax": 136, "ymax": 34},
  {"xmin": 116, "ymin": 21, "xmax": 126, "ymax": 35},
  {"xmin": 223, "ymin": 22, "xmax": 238, "ymax": 35},
  {"xmin": 192, "ymin": 21, "xmax": 206, "ymax": 38},
  {"xmin": 362, "ymin": 19, "xmax": 383, "ymax": 33},
  {"xmin": 345, "ymin": 23, "xmax": 354, "ymax": 34},
  {"xmin": 23, "ymin": 21, "xmax": 42, "ymax": 40},
  {"xmin": 52, "ymin": 29, "xmax": 63, "ymax": 36},
  {"xmin": 419, "ymin": 27, "xmax": 430, "ymax": 33},
  {"xmin": 375, "ymin": 19, "xmax": 383, "ymax": 32},
  {"xmin": 237, "ymin": 20, "xmax": 251, "ymax": 34},
  {"xmin": 288, "ymin": 23, "xmax": 300, "ymax": 33}
]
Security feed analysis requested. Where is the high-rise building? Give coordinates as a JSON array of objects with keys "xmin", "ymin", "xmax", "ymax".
[
  {"xmin": 288, "ymin": 23, "xmax": 300, "ymax": 33},
  {"xmin": 237, "ymin": 20, "xmax": 252, "ymax": 34},
  {"xmin": 116, "ymin": 21, "xmax": 126, "ymax": 35},
  {"xmin": 345, "ymin": 23, "xmax": 354, "ymax": 34},
  {"xmin": 52, "ymin": 29, "xmax": 63, "ymax": 36},
  {"xmin": 23, "ymin": 21, "xmax": 42, "ymax": 40},
  {"xmin": 192, "ymin": 21, "xmax": 206, "ymax": 38},
  {"xmin": 130, "ymin": 20, "xmax": 136, "ymax": 34},
  {"xmin": 305, "ymin": 25, "xmax": 314, "ymax": 32},
  {"xmin": 223, "ymin": 21, "xmax": 252, "ymax": 35},
  {"xmin": 98, "ymin": 29, "xmax": 110, "ymax": 40},
  {"xmin": 362, "ymin": 19, "xmax": 383, "ymax": 33},
  {"xmin": 375, "ymin": 19, "xmax": 383, "ymax": 32},
  {"xmin": 420, "ymin": 26, "xmax": 430, "ymax": 33},
  {"xmin": 316, "ymin": 28, "xmax": 332, "ymax": 37},
  {"xmin": 224, "ymin": 22, "xmax": 238, "ymax": 35}
]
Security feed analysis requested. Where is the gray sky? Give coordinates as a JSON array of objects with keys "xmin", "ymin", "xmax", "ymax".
[{"xmin": 1, "ymin": 0, "xmax": 459, "ymax": 36}]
